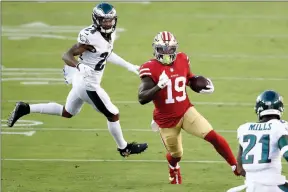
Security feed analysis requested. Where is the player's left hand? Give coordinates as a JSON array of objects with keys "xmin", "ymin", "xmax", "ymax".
[
  {"xmin": 63, "ymin": 65, "xmax": 78, "ymax": 85},
  {"xmin": 128, "ymin": 64, "xmax": 140, "ymax": 75},
  {"xmin": 199, "ymin": 78, "xmax": 214, "ymax": 94}
]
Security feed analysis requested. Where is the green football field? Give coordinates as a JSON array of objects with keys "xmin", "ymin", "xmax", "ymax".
[{"xmin": 2, "ymin": 1, "xmax": 288, "ymax": 192}]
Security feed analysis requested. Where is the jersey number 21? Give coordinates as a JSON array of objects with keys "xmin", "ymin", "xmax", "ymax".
[{"xmin": 242, "ymin": 134, "xmax": 272, "ymax": 164}]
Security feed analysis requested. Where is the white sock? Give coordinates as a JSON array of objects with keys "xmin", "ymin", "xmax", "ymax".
[
  {"xmin": 30, "ymin": 103, "xmax": 63, "ymax": 116},
  {"xmin": 107, "ymin": 120, "xmax": 127, "ymax": 149}
]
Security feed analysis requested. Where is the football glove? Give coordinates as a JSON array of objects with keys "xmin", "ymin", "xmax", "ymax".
[
  {"xmin": 127, "ymin": 64, "xmax": 140, "ymax": 75},
  {"xmin": 63, "ymin": 65, "xmax": 78, "ymax": 85},
  {"xmin": 76, "ymin": 63, "xmax": 94, "ymax": 77},
  {"xmin": 157, "ymin": 70, "xmax": 169, "ymax": 89},
  {"xmin": 199, "ymin": 78, "xmax": 214, "ymax": 94}
]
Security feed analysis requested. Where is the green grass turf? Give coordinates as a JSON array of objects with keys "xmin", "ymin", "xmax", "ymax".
[{"xmin": 2, "ymin": 2, "xmax": 288, "ymax": 191}]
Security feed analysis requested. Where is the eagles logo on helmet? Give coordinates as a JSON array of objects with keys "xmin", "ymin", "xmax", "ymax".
[
  {"xmin": 254, "ymin": 90, "xmax": 284, "ymax": 119},
  {"xmin": 92, "ymin": 3, "xmax": 117, "ymax": 34}
]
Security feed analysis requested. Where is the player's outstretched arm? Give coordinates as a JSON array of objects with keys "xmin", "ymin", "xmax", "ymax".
[
  {"xmin": 278, "ymin": 135, "xmax": 288, "ymax": 162},
  {"xmin": 62, "ymin": 43, "xmax": 90, "ymax": 68},
  {"xmin": 138, "ymin": 76, "xmax": 161, "ymax": 105},
  {"xmin": 236, "ymin": 145, "xmax": 246, "ymax": 177},
  {"xmin": 107, "ymin": 52, "xmax": 139, "ymax": 75}
]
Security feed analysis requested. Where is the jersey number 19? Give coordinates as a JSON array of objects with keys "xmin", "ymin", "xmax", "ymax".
[{"xmin": 165, "ymin": 76, "xmax": 186, "ymax": 104}]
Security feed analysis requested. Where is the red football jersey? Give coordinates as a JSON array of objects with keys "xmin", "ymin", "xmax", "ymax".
[{"xmin": 139, "ymin": 52, "xmax": 194, "ymax": 128}]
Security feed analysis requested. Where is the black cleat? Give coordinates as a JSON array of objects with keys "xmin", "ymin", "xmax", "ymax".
[
  {"xmin": 118, "ymin": 142, "xmax": 148, "ymax": 157},
  {"xmin": 7, "ymin": 102, "xmax": 30, "ymax": 127}
]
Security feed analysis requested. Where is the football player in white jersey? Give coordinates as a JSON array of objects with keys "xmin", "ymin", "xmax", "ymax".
[
  {"xmin": 7, "ymin": 3, "xmax": 148, "ymax": 157},
  {"xmin": 227, "ymin": 90, "xmax": 288, "ymax": 192}
]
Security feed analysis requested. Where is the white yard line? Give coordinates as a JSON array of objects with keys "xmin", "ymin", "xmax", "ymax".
[
  {"xmin": 1, "ymin": 158, "xmax": 224, "ymax": 163},
  {"xmin": 4, "ymin": 100, "xmax": 257, "ymax": 106},
  {"xmin": 2, "ymin": 72, "xmax": 61, "ymax": 75},
  {"xmin": 0, "ymin": 127, "xmax": 236, "ymax": 133},
  {"xmin": 2, "ymin": 11, "xmax": 288, "ymax": 19},
  {"xmin": 0, "ymin": 131, "xmax": 36, "ymax": 136},
  {"xmin": 2, "ymin": 76, "xmax": 288, "ymax": 81},
  {"xmin": 3, "ymin": 158, "xmax": 288, "ymax": 165},
  {"xmin": 2, "ymin": 78, "xmax": 63, "ymax": 81},
  {"xmin": 20, "ymin": 82, "xmax": 64, "ymax": 85},
  {"xmin": 7, "ymin": 52, "xmax": 288, "ymax": 59},
  {"xmin": 2, "ymin": 68, "xmax": 60, "ymax": 71}
]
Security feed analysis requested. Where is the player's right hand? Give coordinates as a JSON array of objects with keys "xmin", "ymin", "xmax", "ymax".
[
  {"xmin": 157, "ymin": 70, "xmax": 169, "ymax": 89},
  {"xmin": 231, "ymin": 165, "xmax": 245, "ymax": 177},
  {"xmin": 77, "ymin": 63, "xmax": 94, "ymax": 76}
]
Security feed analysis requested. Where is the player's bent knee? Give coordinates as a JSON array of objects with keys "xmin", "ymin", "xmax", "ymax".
[
  {"xmin": 62, "ymin": 108, "xmax": 74, "ymax": 118},
  {"xmin": 107, "ymin": 114, "xmax": 119, "ymax": 122},
  {"xmin": 171, "ymin": 150, "xmax": 183, "ymax": 158}
]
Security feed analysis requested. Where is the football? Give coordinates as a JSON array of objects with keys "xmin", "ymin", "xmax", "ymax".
[{"xmin": 188, "ymin": 76, "xmax": 209, "ymax": 93}]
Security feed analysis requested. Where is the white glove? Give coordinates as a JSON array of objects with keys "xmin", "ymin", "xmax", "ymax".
[
  {"xmin": 199, "ymin": 78, "xmax": 214, "ymax": 94},
  {"xmin": 157, "ymin": 70, "xmax": 169, "ymax": 89},
  {"xmin": 151, "ymin": 120, "xmax": 159, "ymax": 132},
  {"xmin": 77, "ymin": 63, "xmax": 94, "ymax": 76},
  {"xmin": 127, "ymin": 64, "xmax": 140, "ymax": 75},
  {"xmin": 63, "ymin": 65, "xmax": 78, "ymax": 85}
]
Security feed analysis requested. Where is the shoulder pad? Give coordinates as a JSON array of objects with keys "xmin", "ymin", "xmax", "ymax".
[
  {"xmin": 78, "ymin": 30, "xmax": 91, "ymax": 45},
  {"xmin": 178, "ymin": 52, "xmax": 190, "ymax": 65},
  {"xmin": 77, "ymin": 26, "xmax": 98, "ymax": 45}
]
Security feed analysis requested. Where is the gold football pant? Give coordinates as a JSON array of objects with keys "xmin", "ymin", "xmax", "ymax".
[{"xmin": 159, "ymin": 106, "xmax": 213, "ymax": 158}]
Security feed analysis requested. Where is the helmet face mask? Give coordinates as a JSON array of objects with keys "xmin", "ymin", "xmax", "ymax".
[
  {"xmin": 92, "ymin": 3, "xmax": 117, "ymax": 34},
  {"xmin": 152, "ymin": 31, "xmax": 178, "ymax": 65},
  {"xmin": 254, "ymin": 90, "xmax": 284, "ymax": 120}
]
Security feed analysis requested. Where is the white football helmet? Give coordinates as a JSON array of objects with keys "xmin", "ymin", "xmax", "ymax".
[
  {"xmin": 92, "ymin": 3, "xmax": 117, "ymax": 34},
  {"xmin": 152, "ymin": 31, "xmax": 178, "ymax": 65}
]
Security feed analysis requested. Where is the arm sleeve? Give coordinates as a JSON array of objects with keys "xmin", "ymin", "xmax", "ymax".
[
  {"xmin": 237, "ymin": 125, "xmax": 243, "ymax": 146},
  {"xmin": 184, "ymin": 54, "xmax": 194, "ymax": 85},
  {"xmin": 107, "ymin": 52, "xmax": 135, "ymax": 70},
  {"xmin": 139, "ymin": 63, "xmax": 157, "ymax": 83},
  {"xmin": 186, "ymin": 55, "xmax": 194, "ymax": 79}
]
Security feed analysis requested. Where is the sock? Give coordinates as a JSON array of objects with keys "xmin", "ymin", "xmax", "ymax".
[
  {"xmin": 166, "ymin": 153, "xmax": 181, "ymax": 168},
  {"xmin": 204, "ymin": 130, "xmax": 237, "ymax": 166},
  {"xmin": 30, "ymin": 103, "xmax": 63, "ymax": 116},
  {"xmin": 107, "ymin": 120, "xmax": 127, "ymax": 149}
]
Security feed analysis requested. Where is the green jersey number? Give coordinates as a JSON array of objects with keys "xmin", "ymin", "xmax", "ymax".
[{"xmin": 242, "ymin": 134, "xmax": 271, "ymax": 164}]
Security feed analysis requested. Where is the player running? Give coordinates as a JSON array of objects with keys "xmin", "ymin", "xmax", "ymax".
[
  {"xmin": 138, "ymin": 31, "xmax": 239, "ymax": 184},
  {"xmin": 7, "ymin": 2, "xmax": 148, "ymax": 157},
  {"xmin": 228, "ymin": 90, "xmax": 288, "ymax": 192}
]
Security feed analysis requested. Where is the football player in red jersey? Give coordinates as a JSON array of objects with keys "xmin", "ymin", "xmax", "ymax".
[{"xmin": 138, "ymin": 31, "xmax": 240, "ymax": 184}]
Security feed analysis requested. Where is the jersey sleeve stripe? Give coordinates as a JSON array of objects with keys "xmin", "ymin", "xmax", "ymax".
[
  {"xmin": 187, "ymin": 56, "xmax": 190, "ymax": 65},
  {"xmin": 139, "ymin": 68, "xmax": 150, "ymax": 73},
  {"xmin": 139, "ymin": 72, "xmax": 152, "ymax": 77},
  {"xmin": 281, "ymin": 145, "xmax": 288, "ymax": 156}
]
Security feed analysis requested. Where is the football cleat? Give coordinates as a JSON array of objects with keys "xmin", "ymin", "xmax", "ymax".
[
  {"xmin": 168, "ymin": 164, "xmax": 182, "ymax": 184},
  {"xmin": 7, "ymin": 102, "xmax": 30, "ymax": 127},
  {"xmin": 117, "ymin": 142, "xmax": 148, "ymax": 157}
]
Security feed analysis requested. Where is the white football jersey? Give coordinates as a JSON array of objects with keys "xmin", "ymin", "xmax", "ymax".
[
  {"xmin": 76, "ymin": 25, "xmax": 116, "ymax": 85},
  {"xmin": 237, "ymin": 119, "xmax": 288, "ymax": 185}
]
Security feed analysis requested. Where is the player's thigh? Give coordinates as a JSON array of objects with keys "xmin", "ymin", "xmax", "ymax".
[
  {"xmin": 65, "ymin": 87, "xmax": 84, "ymax": 116},
  {"xmin": 159, "ymin": 126, "xmax": 183, "ymax": 158},
  {"xmin": 246, "ymin": 184, "xmax": 283, "ymax": 192},
  {"xmin": 82, "ymin": 86, "xmax": 119, "ymax": 117},
  {"xmin": 182, "ymin": 107, "xmax": 213, "ymax": 139}
]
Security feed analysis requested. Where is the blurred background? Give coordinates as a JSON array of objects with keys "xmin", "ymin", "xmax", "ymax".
[{"xmin": 2, "ymin": 1, "xmax": 288, "ymax": 191}]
